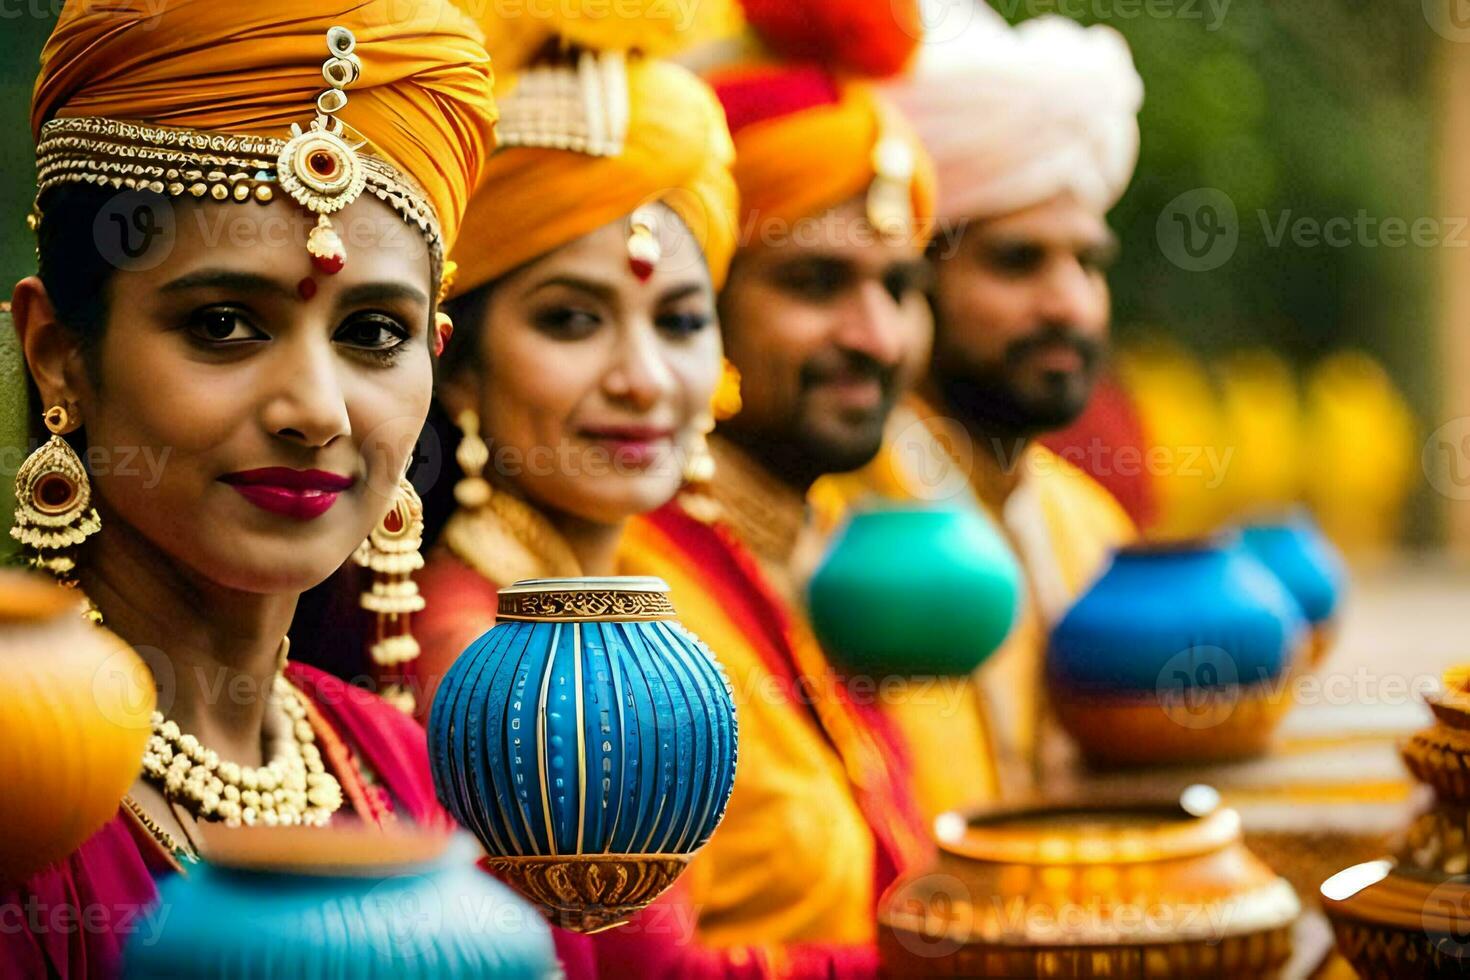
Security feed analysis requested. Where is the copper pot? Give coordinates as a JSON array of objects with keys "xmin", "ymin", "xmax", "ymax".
[{"xmin": 879, "ymin": 788, "xmax": 1299, "ymax": 978}]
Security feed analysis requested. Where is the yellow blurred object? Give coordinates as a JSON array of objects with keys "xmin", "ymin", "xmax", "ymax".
[
  {"xmin": 1300, "ymin": 351, "xmax": 1417, "ymax": 555},
  {"xmin": 1215, "ymin": 349, "xmax": 1302, "ymax": 521},
  {"xmin": 0, "ymin": 571, "xmax": 155, "ymax": 885},
  {"xmin": 486, "ymin": 0, "xmax": 738, "ymax": 76},
  {"xmin": 1115, "ymin": 338, "xmax": 1229, "ymax": 540}
]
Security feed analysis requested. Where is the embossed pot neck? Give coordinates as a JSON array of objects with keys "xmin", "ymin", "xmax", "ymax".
[{"xmin": 495, "ymin": 576, "xmax": 676, "ymax": 622}]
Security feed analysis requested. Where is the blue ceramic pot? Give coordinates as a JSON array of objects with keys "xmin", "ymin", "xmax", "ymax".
[
  {"xmin": 807, "ymin": 505, "xmax": 1022, "ymax": 678},
  {"xmin": 123, "ymin": 833, "xmax": 557, "ymax": 979},
  {"xmin": 428, "ymin": 577, "xmax": 737, "ymax": 932},
  {"xmin": 1240, "ymin": 513, "xmax": 1345, "ymax": 664},
  {"xmin": 1048, "ymin": 537, "xmax": 1307, "ymax": 765}
]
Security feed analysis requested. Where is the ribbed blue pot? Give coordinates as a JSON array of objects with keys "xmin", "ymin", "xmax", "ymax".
[
  {"xmin": 1049, "ymin": 537, "xmax": 1305, "ymax": 697},
  {"xmin": 807, "ymin": 505, "xmax": 1022, "ymax": 678},
  {"xmin": 123, "ymin": 835, "xmax": 556, "ymax": 979},
  {"xmin": 1240, "ymin": 512, "xmax": 1346, "ymax": 629},
  {"xmin": 428, "ymin": 577, "xmax": 737, "ymax": 932}
]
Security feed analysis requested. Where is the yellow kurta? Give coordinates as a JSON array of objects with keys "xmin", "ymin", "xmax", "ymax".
[
  {"xmin": 620, "ymin": 439, "xmax": 930, "ymax": 952},
  {"xmin": 811, "ymin": 394, "xmax": 1137, "ymax": 816}
]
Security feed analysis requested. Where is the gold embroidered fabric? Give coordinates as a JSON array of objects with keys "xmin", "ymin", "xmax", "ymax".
[{"xmin": 702, "ymin": 435, "xmax": 810, "ymax": 601}]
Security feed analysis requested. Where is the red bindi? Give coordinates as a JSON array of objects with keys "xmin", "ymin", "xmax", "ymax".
[{"xmin": 297, "ymin": 277, "xmax": 318, "ymax": 301}]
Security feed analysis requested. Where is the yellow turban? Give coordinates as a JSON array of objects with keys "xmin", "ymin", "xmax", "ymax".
[
  {"xmin": 713, "ymin": 67, "xmax": 935, "ymax": 247},
  {"xmin": 448, "ymin": 57, "xmax": 737, "ymax": 296},
  {"xmin": 31, "ymin": 0, "xmax": 497, "ymax": 253}
]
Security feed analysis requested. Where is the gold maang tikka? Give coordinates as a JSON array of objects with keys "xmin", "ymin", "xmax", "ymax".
[
  {"xmin": 278, "ymin": 26, "xmax": 368, "ymax": 275},
  {"xmin": 627, "ymin": 205, "xmax": 662, "ymax": 282}
]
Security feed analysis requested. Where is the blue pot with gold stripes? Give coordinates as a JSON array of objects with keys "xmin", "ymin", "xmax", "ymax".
[{"xmin": 428, "ymin": 577, "xmax": 738, "ymax": 932}]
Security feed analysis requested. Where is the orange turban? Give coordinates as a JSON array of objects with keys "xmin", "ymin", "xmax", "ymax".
[
  {"xmin": 448, "ymin": 58, "xmax": 737, "ymax": 297},
  {"xmin": 701, "ymin": 0, "xmax": 935, "ymax": 250},
  {"xmin": 31, "ymin": 0, "xmax": 496, "ymax": 254},
  {"xmin": 713, "ymin": 67, "xmax": 934, "ymax": 248}
]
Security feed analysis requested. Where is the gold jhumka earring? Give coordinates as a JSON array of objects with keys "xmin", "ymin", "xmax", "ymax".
[
  {"xmin": 11, "ymin": 405, "xmax": 101, "ymax": 592},
  {"xmin": 353, "ymin": 473, "xmax": 426, "ymax": 713},
  {"xmin": 679, "ymin": 359, "xmax": 743, "ymax": 523}
]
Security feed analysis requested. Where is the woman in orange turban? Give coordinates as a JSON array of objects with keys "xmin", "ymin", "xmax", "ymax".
[
  {"xmin": 407, "ymin": 1, "xmax": 739, "ymax": 716},
  {"xmin": 2, "ymin": 0, "xmax": 498, "ymax": 974}
]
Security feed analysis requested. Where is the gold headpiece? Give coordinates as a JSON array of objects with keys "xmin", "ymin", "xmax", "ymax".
[
  {"xmin": 626, "ymin": 204, "xmax": 661, "ymax": 281},
  {"xmin": 867, "ymin": 107, "xmax": 917, "ymax": 244},
  {"xmin": 494, "ymin": 50, "xmax": 631, "ymax": 157},
  {"xmin": 30, "ymin": 27, "xmax": 444, "ymax": 276}
]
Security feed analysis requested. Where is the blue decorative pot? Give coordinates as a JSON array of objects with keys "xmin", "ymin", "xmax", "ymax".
[
  {"xmin": 807, "ymin": 505, "xmax": 1022, "ymax": 678},
  {"xmin": 123, "ymin": 830, "xmax": 557, "ymax": 979},
  {"xmin": 428, "ymin": 577, "xmax": 738, "ymax": 932},
  {"xmin": 1048, "ymin": 537, "xmax": 1307, "ymax": 765},
  {"xmin": 1240, "ymin": 512, "xmax": 1346, "ymax": 665}
]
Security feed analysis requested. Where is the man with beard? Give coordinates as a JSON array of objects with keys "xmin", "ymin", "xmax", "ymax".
[
  {"xmin": 813, "ymin": 9, "xmax": 1146, "ymax": 812},
  {"xmin": 616, "ymin": 5, "xmax": 941, "ymax": 968}
]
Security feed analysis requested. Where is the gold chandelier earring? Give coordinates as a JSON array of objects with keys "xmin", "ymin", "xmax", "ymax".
[
  {"xmin": 11, "ymin": 405, "xmax": 101, "ymax": 586},
  {"xmin": 353, "ymin": 471, "xmax": 425, "ymax": 713},
  {"xmin": 453, "ymin": 408, "xmax": 492, "ymax": 512}
]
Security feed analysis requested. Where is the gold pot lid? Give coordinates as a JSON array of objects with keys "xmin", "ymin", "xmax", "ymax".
[
  {"xmin": 496, "ymin": 576, "xmax": 676, "ymax": 622},
  {"xmin": 1321, "ymin": 859, "xmax": 1470, "ymax": 934},
  {"xmin": 883, "ymin": 786, "xmax": 1301, "ymax": 949},
  {"xmin": 934, "ymin": 785, "xmax": 1238, "ymax": 866}
]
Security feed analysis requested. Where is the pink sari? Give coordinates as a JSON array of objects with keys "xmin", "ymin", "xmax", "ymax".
[{"xmin": 0, "ymin": 663, "xmax": 448, "ymax": 980}]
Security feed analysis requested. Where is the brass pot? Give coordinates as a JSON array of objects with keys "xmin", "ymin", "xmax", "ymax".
[
  {"xmin": 1320, "ymin": 860, "xmax": 1470, "ymax": 979},
  {"xmin": 1319, "ymin": 669, "xmax": 1470, "ymax": 977},
  {"xmin": 879, "ymin": 789, "xmax": 1299, "ymax": 978}
]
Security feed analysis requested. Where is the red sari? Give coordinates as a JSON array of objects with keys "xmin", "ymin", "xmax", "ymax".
[{"xmin": 0, "ymin": 663, "xmax": 448, "ymax": 980}]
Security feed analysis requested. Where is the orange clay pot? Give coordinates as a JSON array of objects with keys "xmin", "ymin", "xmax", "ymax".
[{"xmin": 0, "ymin": 571, "xmax": 154, "ymax": 884}]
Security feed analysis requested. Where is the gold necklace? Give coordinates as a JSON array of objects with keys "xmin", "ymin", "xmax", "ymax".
[
  {"xmin": 141, "ymin": 673, "xmax": 344, "ymax": 828},
  {"xmin": 444, "ymin": 485, "xmax": 582, "ymax": 585},
  {"xmin": 122, "ymin": 793, "xmax": 198, "ymax": 864},
  {"xmin": 78, "ymin": 593, "xmax": 344, "ymax": 829}
]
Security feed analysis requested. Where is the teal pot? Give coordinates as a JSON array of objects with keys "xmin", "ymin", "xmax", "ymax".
[
  {"xmin": 123, "ymin": 830, "xmax": 557, "ymax": 979},
  {"xmin": 808, "ymin": 505, "xmax": 1022, "ymax": 678}
]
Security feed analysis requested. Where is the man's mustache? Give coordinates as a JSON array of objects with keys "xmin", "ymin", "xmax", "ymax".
[
  {"xmin": 1004, "ymin": 324, "xmax": 1104, "ymax": 371},
  {"xmin": 800, "ymin": 350, "xmax": 900, "ymax": 395}
]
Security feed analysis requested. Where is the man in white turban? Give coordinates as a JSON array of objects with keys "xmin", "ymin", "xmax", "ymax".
[{"xmin": 811, "ymin": 4, "xmax": 1146, "ymax": 813}]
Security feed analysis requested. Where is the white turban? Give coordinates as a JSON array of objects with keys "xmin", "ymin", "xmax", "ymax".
[{"xmin": 885, "ymin": 2, "xmax": 1143, "ymax": 226}]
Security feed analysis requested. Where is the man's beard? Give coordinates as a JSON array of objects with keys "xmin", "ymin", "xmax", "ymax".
[
  {"xmin": 726, "ymin": 349, "xmax": 901, "ymax": 488},
  {"xmin": 934, "ymin": 323, "xmax": 1104, "ymax": 440}
]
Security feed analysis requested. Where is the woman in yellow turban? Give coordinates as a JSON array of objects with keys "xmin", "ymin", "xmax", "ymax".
[{"xmin": 1, "ymin": 0, "xmax": 495, "ymax": 973}]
